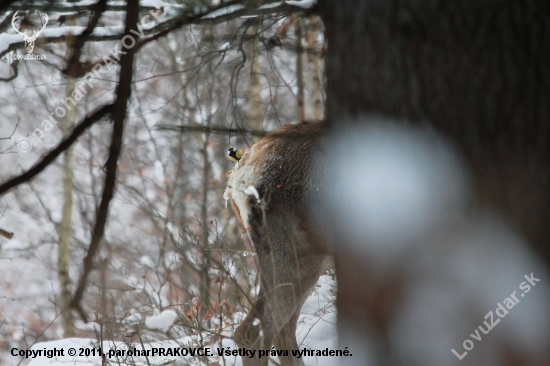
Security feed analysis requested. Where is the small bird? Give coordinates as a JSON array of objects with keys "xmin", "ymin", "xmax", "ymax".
[{"xmin": 228, "ymin": 148, "xmax": 243, "ymax": 163}]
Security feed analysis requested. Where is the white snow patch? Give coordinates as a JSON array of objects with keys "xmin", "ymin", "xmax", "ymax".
[
  {"xmin": 141, "ymin": 0, "xmax": 172, "ymax": 8},
  {"xmin": 22, "ymin": 275, "xmax": 336, "ymax": 366},
  {"xmin": 220, "ymin": 41, "xmax": 230, "ymax": 51},
  {"xmin": 1, "ymin": 238, "xmax": 22, "ymax": 250},
  {"xmin": 201, "ymin": 4, "xmax": 245, "ymax": 19},
  {"xmin": 153, "ymin": 160, "xmax": 164, "ymax": 182},
  {"xmin": 322, "ymin": 119, "xmax": 469, "ymax": 272},
  {"xmin": 145, "ymin": 309, "xmax": 177, "ymax": 332},
  {"xmin": 0, "ymin": 34, "xmax": 22, "ymax": 54},
  {"xmin": 296, "ymin": 275, "xmax": 338, "ymax": 365},
  {"xmin": 285, "ymin": 0, "xmax": 316, "ymax": 9},
  {"xmin": 259, "ymin": 2, "xmax": 283, "ymax": 9},
  {"xmin": 123, "ymin": 312, "xmax": 143, "ymax": 327},
  {"xmin": 140, "ymin": 255, "xmax": 156, "ymax": 269}
]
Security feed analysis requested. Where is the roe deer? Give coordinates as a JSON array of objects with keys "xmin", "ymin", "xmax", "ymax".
[{"xmin": 224, "ymin": 121, "xmax": 329, "ymax": 366}]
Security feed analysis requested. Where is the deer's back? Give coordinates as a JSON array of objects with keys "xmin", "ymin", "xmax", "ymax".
[{"xmin": 224, "ymin": 121, "xmax": 327, "ymax": 253}]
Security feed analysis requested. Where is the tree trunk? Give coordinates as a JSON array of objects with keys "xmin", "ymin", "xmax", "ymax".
[
  {"xmin": 295, "ymin": 20, "xmax": 305, "ymax": 121},
  {"xmin": 58, "ymin": 19, "xmax": 77, "ymax": 337},
  {"xmin": 305, "ymin": 17, "xmax": 323, "ymax": 121},
  {"xmin": 199, "ymin": 133, "xmax": 211, "ymax": 324},
  {"xmin": 323, "ymin": 1, "xmax": 550, "ymax": 253},
  {"xmin": 58, "ymin": 80, "xmax": 75, "ymax": 338},
  {"xmin": 247, "ymin": 25, "xmax": 264, "ymax": 143},
  {"xmin": 322, "ymin": 0, "xmax": 550, "ymax": 363}
]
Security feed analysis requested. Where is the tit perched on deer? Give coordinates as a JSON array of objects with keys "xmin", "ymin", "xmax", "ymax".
[{"xmin": 228, "ymin": 148, "xmax": 243, "ymax": 163}]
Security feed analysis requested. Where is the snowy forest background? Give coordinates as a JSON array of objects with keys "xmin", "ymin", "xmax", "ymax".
[
  {"xmin": 2, "ymin": 0, "xmax": 550, "ymax": 365},
  {"xmin": 0, "ymin": 1, "xmax": 334, "ymax": 365}
]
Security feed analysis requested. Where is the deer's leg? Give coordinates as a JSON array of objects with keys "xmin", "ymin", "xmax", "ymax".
[
  {"xmin": 234, "ymin": 295, "xmax": 273, "ymax": 366},
  {"xmin": 235, "ymin": 251, "xmax": 329, "ymax": 366},
  {"xmin": 273, "ymin": 252, "xmax": 329, "ymax": 366},
  {"xmin": 233, "ymin": 201, "xmax": 330, "ymax": 365},
  {"xmin": 273, "ymin": 302, "xmax": 304, "ymax": 366}
]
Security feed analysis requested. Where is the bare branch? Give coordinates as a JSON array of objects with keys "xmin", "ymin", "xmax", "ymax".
[
  {"xmin": 0, "ymin": 58, "xmax": 18, "ymax": 82},
  {"xmin": 0, "ymin": 1, "xmax": 317, "ymax": 58},
  {"xmin": 0, "ymin": 104, "xmax": 113, "ymax": 196},
  {"xmin": 155, "ymin": 124, "xmax": 268, "ymax": 138},
  {"xmin": 0, "ymin": 10, "xmax": 16, "ymax": 33},
  {"xmin": 69, "ymin": 0, "xmax": 140, "ymax": 322},
  {"xmin": 135, "ymin": 1, "xmax": 317, "ymax": 51},
  {"xmin": 64, "ymin": 0, "xmax": 108, "ymax": 78},
  {"xmin": 6, "ymin": 2, "xmax": 171, "ymax": 13}
]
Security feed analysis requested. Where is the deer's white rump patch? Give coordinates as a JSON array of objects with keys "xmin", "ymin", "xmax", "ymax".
[{"xmin": 224, "ymin": 161, "xmax": 260, "ymax": 229}]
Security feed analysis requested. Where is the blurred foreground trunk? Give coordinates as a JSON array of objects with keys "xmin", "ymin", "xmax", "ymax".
[{"xmin": 321, "ymin": 0, "xmax": 550, "ymax": 364}]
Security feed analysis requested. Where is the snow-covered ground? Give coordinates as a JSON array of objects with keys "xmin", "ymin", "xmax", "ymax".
[{"xmin": 10, "ymin": 275, "xmax": 336, "ymax": 366}]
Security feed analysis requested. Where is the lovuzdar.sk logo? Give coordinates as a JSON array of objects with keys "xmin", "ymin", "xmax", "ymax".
[{"xmin": 11, "ymin": 10, "xmax": 48, "ymax": 54}]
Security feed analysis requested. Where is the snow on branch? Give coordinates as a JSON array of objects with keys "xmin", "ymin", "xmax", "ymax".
[
  {"xmin": 0, "ymin": 227, "xmax": 14, "ymax": 239},
  {"xmin": 0, "ymin": 0, "xmax": 318, "ymax": 57},
  {"xmin": 6, "ymin": 0, "xmax": 184, "ymax": 13}
]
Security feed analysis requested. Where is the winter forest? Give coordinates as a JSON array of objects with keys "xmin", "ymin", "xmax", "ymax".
[{"xmin": 1, "ymin": 1, "xmax": 550, "ymax": 366}]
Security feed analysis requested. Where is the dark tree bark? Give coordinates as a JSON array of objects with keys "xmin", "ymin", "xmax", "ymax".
[
  {"xmin": 321, "ymin": 0, "xmax": 550, "ymax": 363},
  {"xmin": 322, "ymin": 0, "xmax": 550, "ymax": 253}
]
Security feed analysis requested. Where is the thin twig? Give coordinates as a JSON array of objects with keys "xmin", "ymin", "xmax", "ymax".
[{"xmin": 0, "ymin": 117, "xmax": 20, "ymax": 140}]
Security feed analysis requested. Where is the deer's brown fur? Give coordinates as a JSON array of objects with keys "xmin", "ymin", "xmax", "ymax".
[{"xmin": 224, "ymin": 121, "xmax": 329, "ymax": 366}]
